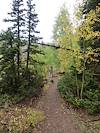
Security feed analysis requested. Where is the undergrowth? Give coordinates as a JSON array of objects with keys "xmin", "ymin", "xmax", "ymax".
[
  {"xmin": 58, "ymin": 72, "xmax": 100, "ymax": 115},
  {"xmin": 0, "ymin": 107, "xmax": 45, "ymax": 133}
]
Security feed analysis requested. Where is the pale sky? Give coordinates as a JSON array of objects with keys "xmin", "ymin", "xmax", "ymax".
[{"xmin": 0, "ymin": 0, "xmax": 77, "ymax": 43}]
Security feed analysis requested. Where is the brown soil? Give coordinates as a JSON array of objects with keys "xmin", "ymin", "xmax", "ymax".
[{"xmin": 35, "ymin": 77, "xmax": 82, "ymax": 133}]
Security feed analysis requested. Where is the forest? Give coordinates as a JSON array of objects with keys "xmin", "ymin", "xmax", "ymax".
[
  {"xmin": 56, "ymin": 0, "xmax": 100, "ymax": 115},
  {"xmin": 0, "ymin": 0, "xmax": 100, "ymax": 132}
]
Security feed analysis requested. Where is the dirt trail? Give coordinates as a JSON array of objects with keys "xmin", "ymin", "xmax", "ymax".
[{"xmin": 35, "ymin": 76, "xmax": 82, "ymax": 133}]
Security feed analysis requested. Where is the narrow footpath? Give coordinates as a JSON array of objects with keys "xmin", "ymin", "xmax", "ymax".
[{"xmin": 35, "ymin": 76, "xmax": 82, "ymax": 133}]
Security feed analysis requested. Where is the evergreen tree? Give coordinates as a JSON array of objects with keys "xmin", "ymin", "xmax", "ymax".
[
  {"xmin": 4, "ymin": 0, "xmax": 25, "ymax": 79},
  {"xmin": 0, "ymin": 30, "xmax": 17, "ymax": 94},
  {"xmin": 83, "ymin": 0, "xmax": 99, "ymax": 14},
  {"xmin": 25, "ymin": 0, "xmax": 41, "ymax": 71}
]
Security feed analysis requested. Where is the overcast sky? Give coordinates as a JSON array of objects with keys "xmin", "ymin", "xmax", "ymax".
[{"xmin": 0, "ymin": 0, "xmax": 77, "ymax": 43}]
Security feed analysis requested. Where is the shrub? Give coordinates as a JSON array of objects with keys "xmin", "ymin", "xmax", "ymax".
[
  {"xmin": 0, "ymin": 67, "xmax": 44, "ymax": 105},
  {"xmin": 58, "ymin": 71, "xmax": 100, "ymax": 115}
]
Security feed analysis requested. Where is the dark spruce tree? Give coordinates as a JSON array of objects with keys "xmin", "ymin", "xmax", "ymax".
[
  {"xmin": 0, "ymin": 30, "xmax": 17, "ymax": 94},
  {"xmin": 83, "ymin": 0, "xmax": 99, "ymax": 14},
  {"xmin": 25, "ymin": 0, "xmax": 42, "ymax": 72},
  {"xmin": 4, "ymin": 0, "xmax": 25, "ymax": 80}
]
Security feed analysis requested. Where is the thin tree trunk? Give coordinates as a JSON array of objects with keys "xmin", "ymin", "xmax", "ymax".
[
  {"xmin": 17, "ymin": 7, "xmax": 20, "ymax": 80},
  {"xmin": 80, "ymin": 39, "xmax": 86, "ymax": 99},
  {"xmin": 75, "ymin": 51, "xmax": 79, "ymax": 98},
  {"xmin": 10, "ymin": 37, "xmax": 15, "ymax": 86},
  {"xmin": 17, "ymin": 41, "xmax": 20, "ymax": 78},
  {"xmin": 80, "ymin": 56, "xmax": 86, "ymax": 99},
  {"xmin": 26, "ymin": 5, "xmax": 31, "ymax": 72},
  {"xmin": 26, "ymin": 31, "xmax": 31, "ymax": 70},
  {"xmin": 75, "ymin": 70, "xmax": 79, "ymax": 98}
]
